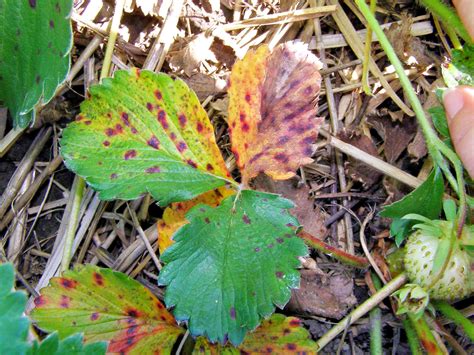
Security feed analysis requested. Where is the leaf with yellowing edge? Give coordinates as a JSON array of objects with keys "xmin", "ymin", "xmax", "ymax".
[
  {"xmin": 61, "ymin": 69, "xmax": 234, "ymax": 205},
  {"xmin": 31, "ymin": 265, "xmax": 184, "ymax": 355},
  {"xmin": 193, "ymin": 314, "xmax": 317, "ymax": 354},
  {"xmin": 227, "ymin": 42, "xmax": 323, "ymax": 184},
  {"xmin": 157, "ymin": 186, "xmax": 235, "ymax": 254}
]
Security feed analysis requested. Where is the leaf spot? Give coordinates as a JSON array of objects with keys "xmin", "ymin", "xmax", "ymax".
[
  {"xmin": 154, "ymin": 89, "xmax": 163, "ymax": 100},
  {"xmin": 242, "ymin": 123, "xmax": 250, "ymax": 132},
  {"xmin": 178, "ymin": 114, "xmax": 187, "ymax": 128},
  {"xmin": 274, "ymin": 153, "xmax": 289, "ymax": 163},
  {"xmin": 90, "ymin": 312, "xmax": 99, "ymax": 321},
  {"xmin": 230, "ymin": 307, "xmax": 236, "ymax": 319},
  {"xmin": 289, "ymin": 319, "xmax": 301, "ymax": 327},
  {"xmin": 124, "ymin": 149, "xmax": 137, "ymax": 160},
  {"xmin": 49, "ymin": 20, "xmax": 55, "ymax": 28},
  {"xmin": 275, "ymin": 271, "xmax": 284, "ymax": 279},
  {"xmin": 245, "ymin": 93, "xmax": 251, "ymax": 102},
  {"xmin": 239, "ymin": 112, "xmax": 246, "ymax": 122},
  {"xmin": 146, "ymin": 102, "xmax": 153, "ymax": 111},
  {"xmin": 242, "ymin": 214, "xmax": 251, "ymax": 224},
  {"xmin": 204, "ymin": 217, "xmax": 210, "ymax": 224},
  {"xmin": 55, "ymin": 2, "xmax": 61, "ymax": 12},
  {"xmin": 287, "ymin": 343, "xmax": 297, "ymax": 350},
  {"xmin": 147, "ymin": 135, "xmax": 160, "ymax": 149},
  {"xmin": 255, "ymin": 247, "xmax": 260, "ymax": 252},
  {"xmin": 59, "ymin": 278, "xmax": 78, "ymax": 289},
  {"xmin": 196, "ymin": 122, "xmax": 203, "ymax": 132},
  {"xmin": 276, "ymin": 237, "xmax": 284, "ymax": 244},
  {"xmin": 157, "ymin": 110, "xmax": 168, "ymax": 129},
  {"xmin": 34, "ymin": 295, "xmax": 46, "ymax": 306},
  {"xmin": 110, "ymin": 173, "xmax": 118, "ymax": 179},
  {"xmin": 29, "ymin": 0, "xmax": 36, "ymax": 8},
  {"xmin": 125, "ymin": 307, "xmax": 141, "ymax": 318},
  {"xmin": 206, "ymin": 163, "xmax": 214, "ymax": 171},
  {"xmin": 121, "ymin": 112, "xmax": 130, "ymax": 126},
  {"xmin": 93, "ymin": 272, "xmax": 104, "ymax": 286},
  {"xmin": 186, "ymin": 159, "xmax": 198, "ymax": 168},
  {"xmin": 177, "ymin": 141, "xmax": 187, "ymax": 152},
  {"xmin": 60, "ymin": 295, "xmax": 70, "ymax": 308},
  {"xmin": 35, "ymin": 75, "xmax": 41, "ymax": 84},
  {"xmin": 268, "ymin": 243, "xmax": 274, "ymax": 248},
  {"xmin": 145, "ymin": 166, "xmax": 161, "ymax": 173}
]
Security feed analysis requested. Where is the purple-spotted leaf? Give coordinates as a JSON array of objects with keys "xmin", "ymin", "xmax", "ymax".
[
  {"xmin": 61, "ymin": 69, "xmax": 233, "ymax": 205},
  {"xmin": 227, "ymin": 42, "xmax": 323, "ymax": 184},
  {"xmin": 193, "ymin": 314, "xmax": 317, "ymax": 354},
  {"xmin": 158, "ymin": 190, "xmax": 308, "ymax": 345},
  {"xmin": 31, "ymin": 265, "xmax": 184, "ymax": 354},
  {"xmin": 0, "ymin": 0, "xmax": 73, "ymax": 127}
]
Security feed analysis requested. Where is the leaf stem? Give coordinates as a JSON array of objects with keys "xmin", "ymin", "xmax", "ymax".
[
  {"xmin": 362, "ymin": 0, "xmax": 376, "ymax": 95},
  {"xmin": 369, "ymin": 273, "xmax": 383, "ymax": 355},
  {"xmin": 407, "ymin": 314, "xmax": 445, "ymax": 354},
  {"xmin": 402, "ymin": 318, "xmax": 423, "ymax": 355},
  {"xmin": 432, "ymin": 301, "xmax": 474, "ymax": 342},
  {"xmin": 316, "ymin": 273, "xmax": 407, "ymax": 351}
]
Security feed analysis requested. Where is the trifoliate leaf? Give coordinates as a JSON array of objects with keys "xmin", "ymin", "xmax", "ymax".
[
  {"xmin": 61, "ymin": 69, "xmax": 234, "ymax": 205},
  {"xmin": 380, "ymin": 168, "xmax": 444, "ymax": 245},
  {"xmin": 31, "ymin": 265, "xmax": 184, "ymax": 354},
  {"xmin": 193, "ymin": 314, "xmax": 316, "ymax": 354},
  {"xmin": 158, "ymin": 190, "xmax": 308, "ymax": 345},
  {"xmin": 227, "ymin": 42, "xmax": 323, "ymax": 184},
  {"xmin": 0, "ymin": 263, "xmax": 30, "ymax": 355},
  {"xmin": 0, "ymin": 0, "xmax": 73, "ymax": 128},
  {"xmin": 157, "ymin": 186, "xmax": 235, "ymax": 254}
]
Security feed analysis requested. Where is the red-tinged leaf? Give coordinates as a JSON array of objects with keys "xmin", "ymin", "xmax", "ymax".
[
  {"xmin": 157, "ymin": 186, "xmax": 235, "ymax": 254},
  {"xmin": 61, "ymin": 69, "xmax": 234, "ymax": 205},
  {"xmin": 31, "ymin": 265, "xmax": 184, "ymax": 354},
  {"xmin": 227, "ymin": 42, "xmax": 323, "ymax": 184},
  {"xmin": 193, "ymin": 314, "xmax": 317, "ymax": 354}
]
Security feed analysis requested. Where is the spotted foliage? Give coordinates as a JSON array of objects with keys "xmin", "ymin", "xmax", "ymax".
[
  {"xmin": 31, "ymin": 265, "xmax": 184, "ymax": 355},
  {"xmin": 157, "ymin": 186, "xmax": 235, "ymax": 253},
  {"xmin": 193, "ymin": 314, "xmax": 316, "ymax": 354},
  {"xmin": 0, "ymin": 0, "xmax": 73, "ymax": 127},
  {"xmin": 61, "ymin": 69, "xmax": 233, "ymax": 205},
  {"xmin": 227, "ymin": 42, "xmax": 323, "ymax": 184},
  {"xmin": 158, "ymin": 190, "xmax": 308, "ymax": 345}
]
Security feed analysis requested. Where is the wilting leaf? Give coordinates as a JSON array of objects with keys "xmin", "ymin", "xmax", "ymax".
[
  {"xmin": 193, "ymin": 314, "xmax": 316, "ymax": 354},
  {"xmin": 158, "ymin": 190, "xmax": 308, "ymax": 345},
  {"xmin": 227, "ymin": 42, "xmax": 323, "ymax": 184},
  {"xmin": 31, "ymin": 265, "xmax": 184, "ymax": 354},
  {"xmin": 157, "ymin": 186, "xmax": 235, "ymax": 254},
  {"xmin": 61, "ymin": 69, "xmax": 234, "ymax": 205},
  {"xmin": 0, "ymin": 0, "xmax": 73, "ymax": 128},
  {"xmin": 380, "ymin": 168, "xmax": 444, "ymax": 245}
]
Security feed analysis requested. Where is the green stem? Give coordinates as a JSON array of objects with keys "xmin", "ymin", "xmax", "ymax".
[
  {"xmin": 433, "ymin": 301, "xmax": 474, "ymax": 342},
  {"xmin": 369, "ymin": 273, "xmax": 382, "ymax": 355},
  {"xmin": 419, "ymin": 0, "xmax": 472, "ymax": 44},
  {"xmin": 407, "ymin": 314, "xmax": 445, "ymax": 355},
  {"xmin": 298, "ymin": 230, "xmax": 369, "ymax": 268},
  {"xmin": 402, "ymin": 318, "xmax": 423, "ymax": 355},
  {"xmin": 60, "ymin": 176, "xmax": 86, "ymax": 272},
  {"xmin": 355, "ymin": 0, "xmax": 467, "ymax": 227}
]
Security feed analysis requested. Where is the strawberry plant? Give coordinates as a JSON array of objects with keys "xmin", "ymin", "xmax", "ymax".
[
  {"xmin": 33, "ymin": 42, "xmax": 324, "ymax": 347},
  {"xmin": 0, "ymin": 0, "xmax": 73, "ymax": 128}
]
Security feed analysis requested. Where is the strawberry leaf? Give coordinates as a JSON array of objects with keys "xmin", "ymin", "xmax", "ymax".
[
  {"xmin": 227, "ymin": 42, "xmax": 323, "ymax": 184},
  {"xmin": 158, "ymin": 190, "xmax": 308, "ymax": 345},
  {"xmin": 30, "ymin": 333, "xmax": 107, "ymax": 355},
  {"xmin": 157, "ymin": 186, "xmax": 235, "ymax": 254},
  {"xmin": 31, "ymin": 265, "xmax": 184, "ymax": 354},
  {"xmin": 61, "ymin": 69, "xmax": 234, "ymax": 205},
  {"xmin": 0, "ymin": 0, "xmax": 73, "ymax": 128},
  {"xmin": 193, "ymin": 314, "xmax": 316, "ymax": 354}
]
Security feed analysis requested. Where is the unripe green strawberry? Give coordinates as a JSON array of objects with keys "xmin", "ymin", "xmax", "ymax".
[{"xmin": 404, "ymin": 228, "xmax": 473, "ymax": 301}]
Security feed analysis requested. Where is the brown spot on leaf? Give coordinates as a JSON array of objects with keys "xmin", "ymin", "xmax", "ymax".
[
  {"xmin": 131, "ymin": 127, "xmax": 138, "ymax": 134},
  {"xmin": 147, "ymin": 136, "xmax": 160, "ymax": 149},
  {"xmin": 255, "ymin": 247, "xmax": 261, "ymax": 252},
  {"xmin": 154, "ymin": 90, "xmax": 163, "ymax": 100},
  {"xmin": 177, "ymin": 141, "xmax": 187, "ymax": 152},
  {"xmin": 90, "ymin": 312, "xmax": 99, "ymax": 321},
  {"xmin": 29, "ymin": 0, "xmax": 36, "ymax": 8},
  {"xmin": 110, "ymin": 173, "xmax": 118, "ymax": 179},
  {"xmin": 49, "ymin": 20, "xmax": 55, "ymax": 28},
  {"xmin": 59, "ymin": 278, "xmax": 78, "ymax": 289},
  {"xmin": 93, "ymin": 272, "xmax": 104, "ymax": 286},
  {"xmin": 115, "ymin": 124, "xmax": 124, "ymax": 134},
  {"xmin": 35, "ymin": 75, "xmax": 41, "ymax": 84},
  {"xmin": 187, "ymin": 159, "xmax": 198, "ymax": 168},
  {"xmin": 84, "ymin": 120, "xmax": 92, "ymax": 125},
  {"xmin": 275, "ymin": 271, "xmax": 284, "ymax": 279},
  {"xmin": 125, "ymin": 308, "xmax": 141, "ymax": 318},
  {"xmin": 124, "ymin": 150, "xmax": 137, "ymax": 160},
  {"xmin": 196, "ymin": 122, "xmax": 203, "ymax": 132},
  {"xmin": 204, "ymin": 217, "xmax": 210, "ymax": 224},
  {"xmin": 274, "ymin": 153, "xmax": 289, "ymax": 163},
  {"xmin": 239, "ymin": 113, "xmax": 246, "ymax": 122},
  {"xmin": 289, "ymin": 319, "xmax": 300, "ymax": 327},
  {"xmin": 230, "ymin": 307, "xmax": 236, "ymax": 319},
  {"xmin": 145, "ymin": 166, "xmax": 161, "ymax": 173},
  {"xmin": 121, "ymin": 112, "xmax": 130, "ymax": 126},
  {"xmin": 146, "ymin": 102, "xmax": 153, "ymax": 111},
  {"xmin": 34, "ymin": 296, "xmax": 46, "ymax": 306},
  {"xmin": 206, "ymin": 164, "xmax": 214, "ymax": 171},
  {"xmin": 242, "ymin": 214, "xmax": 251, "ymax": 224},
  {"xmin": 178, "ymin": 114, "xmax": 187, "ymax": 128},
  {"xmin": 242, "ymin": 123, "xmax": 250, "ymax": 132},
  {"xmin": 245, "ymin": 93, "xmax": 251, "ymax": 102},
  {"xmin": 60, "ymin": 295, "xmax": 70, "ymax": 308},
  {"xmin": 268, "ymin": 243, "xmax": 274, "ymax": 248},
  {"xmin": 170, "ymin": 132, "xmax": 177, "ymax": 140},
  {"xmin": 276, "ymin": 237, "xmax": 284, "ymax": 244},
  {"xmin": 286, "ymin": 343, "xmax": 297, "ymax": 350},
  {"xmin": 157, "ymin": 111, "xmax": 168, "ymax": 129}
]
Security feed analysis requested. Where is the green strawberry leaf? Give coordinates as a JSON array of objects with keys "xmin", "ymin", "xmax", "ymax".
[
  {"xmin": 429, "ymin": 106, "xmax": 450, "ymax": 139},
  {"xmin": 61, "ymin": 69, "xmax": 234, "ymax": 205},
  {"xmin": 31, "ymin": 265, "xmax": 184, "ymax": 354},
  {"xmin": 193, "ymin": 314, "xmax": 316, "ymax": 354},
  {"xmin": 30, "ymin": 333, "xmax": 106, "ymax": 355},
  {"xmin": 0, "ymin": 263, "xmax": 30, "ymax": 355},
  {"xmin": 0, "ymin": 0, "xmax": 73, "ymax": 128},
  {"xmin": 443, "ymin": 199, "xmax": 457, "ymax": 222},
  {"xmin": 442, "ymin": 44, "xmax": 474, "ymax": 87},
  {"xmin": 158, "ymin": 190, "xmax": 308, "ymax": 345},
  {"xmin": 381, "ymin": 168, "xmax": 444, "ymax": 245}
]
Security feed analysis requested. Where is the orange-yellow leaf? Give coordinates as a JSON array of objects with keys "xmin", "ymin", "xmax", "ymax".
[
  {"xmin": 157, "ymin": 186, "xmax": 235, "ymax": 253},
  {"xmin": 228, "ymin": 42, "xmax": 323, "ymax": 184}
]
